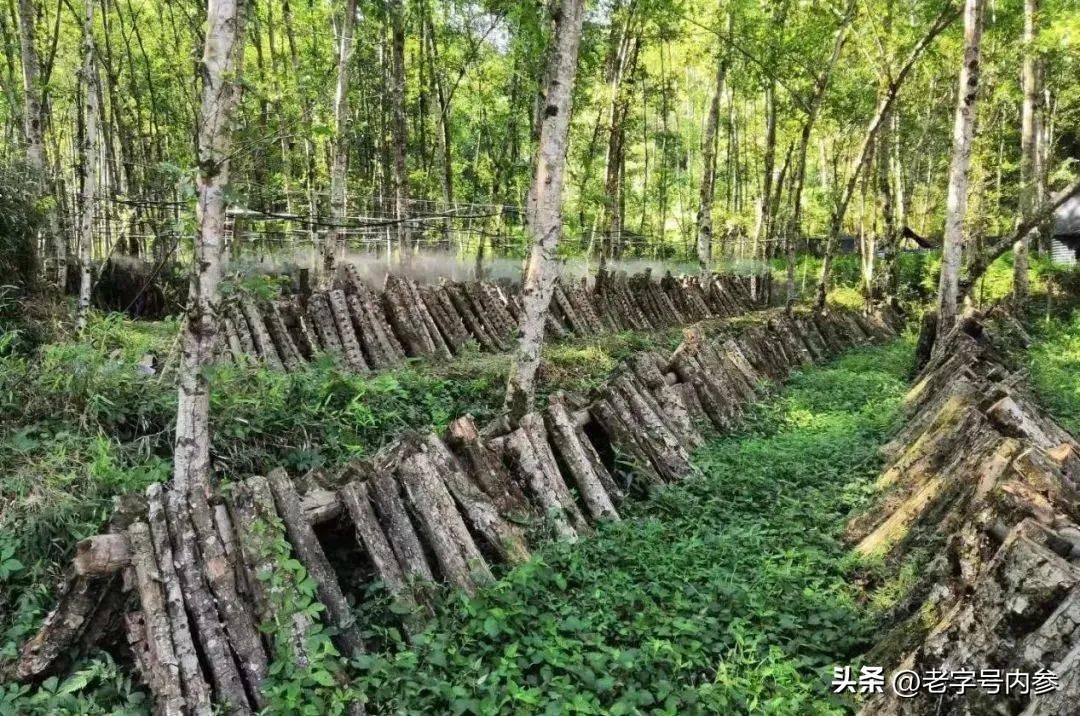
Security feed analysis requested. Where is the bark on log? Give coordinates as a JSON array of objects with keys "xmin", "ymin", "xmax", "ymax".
[
  {"xmin": 230, "ymin": 477, "xmax": 311, "ymax": 670},
  {"xmin": 229, "ymin": 305, "xmax": 256, "ymax": 356},
  {"xmin": 544, "ymin": 400, "xmax": 621, "ymax": 520},
  {"xmin": 127, "ymin": 521, "xmax": 189, "ymax": 716},
  {"xmin": 73, "ymin": 534, "xmax": 131, "ymax": 576},
  {"xmin": 186, "ymin": 489, "xmax": 268, "ymax": 701},
  {"xmin": 339, "ymin": 481, "xmax": 410, "ymax": 599},
  {"xmin": 146, "ymin": 486, "xmax": 213, "ymax": 715},
  {"xmin": 162, "ymin": 493, "xmax": 251, "ymax": 714},
  {"xmin": 308, "ymin": 292, "xmax": 345, "ymax": 357},
  {"xmin": 419, "ymin": 434, "xmax": 531, "ymax": 563},
  {"xmin": 515, "ymin": 413, "xmax": 594, "ymax": 534},
  {"xmin": 328, "ymin": 289, "xmax": 370, "ymax": 373},
  {"xmin": 444, "ymin": 281, "xmax": 501, "ymax": 351},
  {"xmin": 383, "ymin": 275, "xmax": 438, "ymax": 357},
  {"xmin": 396, "ymin": 451, "xmax": 492, "ymax": 593},
  {"xmin": 280, "ymin": 298, "xmax": 320, "ymax": 359},
  {"xmin": 266, "ymin": 468, "xmax": 365, "ymax": 656},
  {"xmin": 446, "ymin": 416, "xmax": 533, "ymax": 518},
  {"xmin": 366, "ymin": 470, "xmax": 437, "ymax": 587},
  {"xmin": 240, "ymin": 298, "xmax": 283, "ymax": 369},
  {"xmin": 265, "ymin": 301, "xmax": 304, "ymax": 370}
]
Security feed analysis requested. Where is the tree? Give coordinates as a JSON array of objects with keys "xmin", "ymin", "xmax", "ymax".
[
  {"xmin": 15, "ymin": 0, "xmax": 61, "ymax": 287},
  {"xmin": 785, "ymin": 0, "xmax": 855, "ymax": 307},
  {"xmin": 75, "ymin": 0, "xmax": 99, "ymax": 332},
  {"xmin": 503, "ymin": 0, "xmax": 587, "ymax": 425},
  {"xmin": 174, "ymin": 0, "xmax": 247, "ymax": 494},
  {"xmin": 935, "ymin": 0, "xmax": 983, "ymax": 340},
  {"xmin": 695, "ymin": 11, "xmax": 731, "ymax": 274},
  {"xmin": 323, "ymin": 0, "xmax": 358, "ymax": 283},
  {"xmin": 388, "ymin": 0, "xmax": 410, "ymax": 253},
  {"xmin": 1012, "ymin": 0, "xmax": 1042, "ymax": 306},
  {"xmin": 815, "ymin": 3, "xmax": 959, "ymax": 310}
]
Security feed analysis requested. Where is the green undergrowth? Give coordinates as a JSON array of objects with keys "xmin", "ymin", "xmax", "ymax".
[
  {"xmin": 334, "ymin": 338, "xmax": 914, "ymax": 714},
  {"xmin": 0, "ymin": 311, "xmax": 678, "ymax": 680},
  {"xmin": 1027, "ymin": 305, "xmax": 1080, "ymax": 435}
]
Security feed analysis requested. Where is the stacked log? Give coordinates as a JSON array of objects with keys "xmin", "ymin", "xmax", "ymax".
[
  {"xmin": 20, "ymin": 305, "xmax": 894, "ymax": 713},
  {"xmin": 212, "ymin": 269, "xmax": 772, "ymax": 376},
  {"xmin": 848, "ymin": 309, "xmax": 1079, "ymax": 715}
]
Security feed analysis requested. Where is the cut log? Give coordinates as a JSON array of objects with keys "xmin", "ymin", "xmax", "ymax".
[
  {"xmin": 339, "ymin": 481, "xmax": 410, "ymax": 600},
  {"xmin": 444, "ymin": 281, "xmax": 502, "ymax": 351},
  {"xmin": 146, "ymin": 486, "xmax": 213, "ymax": 715},
  {"xmin": 127, "ymin": 521, "xmax": 191, "ymax": 716},
  {"xmin": 365, "ymin": 470, "xmax": 437, "ymax": 587},
  {"xmin": 240, "ymin": 297, "xmax": 283, "ymax": 369},
  {"xmin": 279, "ymin": 298, "xmax": 320, "ymax": 359},
  {"xmin": 229, "ymin": 477, "xmax": 311, "ymax": 670},
  {"xmin": 162, "ymin": 493, "xmax": 252, "ymax": 714},
  {"xmin": 544, "ymin": 400, "xmax": 621, "ymax": 520},
  {"xmin": 446, "ymin": 416, "xmax": 533, "ymax": 519},
  {"xmin": 327, "ymin": 289, "xmax": 370, "ymax": 373},
  {"xmin": 383, "ymin": 275, "xmax": 437, "ymax": 357},
  {"xmin": 588, "ymin": 397, "xmax": 666, "ymax": 493},
  {"xmin": 265, "ymin": 301, "xmax": 304, "ymax": 370},
  {"xmin": 419, "ymin": 433, "xmax": 531, "ymax": 563},
  {"xmin": 186, "ymin": 489, "xmax": 268, "ymax": 701},
  {"xmin": 308, "ymin": 292, "xmax": 345, "ymax": 357},
  {"xmin": 512, "ymin": 413, "xmax": 593, "ymax": 536},
  {"xmin": 73, "ymin": 534, "xmax": 131, "ymax": 577},
  {"xmin": 396, "ymin": 451, "xmax": 492, "ymax": 593},
  {"xmin": 229, "ymin": 305, "xmax": 256, "ymax": 356},
  {"xmin": 266, "ymin": 468, "xmax": 365, "ymax": 656}
]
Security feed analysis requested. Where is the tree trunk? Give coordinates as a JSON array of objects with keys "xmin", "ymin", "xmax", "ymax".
[
  {"xmin": 173, "ymin": 0, "xmax": 247, "ymax": 494},
  {"xmin": 1013, "ymin": 0, "xmax": 1042, "ymax": 307},
  {"xmin": 935, "ymin": 0, "xmax": 983, "ymax": 339},
  {"xmin": 695, "ymin": 12, "xmax": 730, "ymax": 274},
  {"xmin": 785, "ymin": 0, "xmax": 854, "ymax": 307},
  {"xmin": 16, "ymin": 0, "xmax": 60, "ymax": 286},
  {"xmin": 75, "ymin": 0, "xmax": 98, "ymax": 332},
  {"xmin": 388, "ymin": 0, "xmax": 410, "ymax": 254},
  {"xmin": 502, "ymin": 0, "xmax": 586, "ymax": 425},
  {"xmin": 323, "ymin": 0, "xmax": 357, "ymax": 284},
  {"xmin": 816, "ymin": 4, "xmax": 959, "ymax": 309}
]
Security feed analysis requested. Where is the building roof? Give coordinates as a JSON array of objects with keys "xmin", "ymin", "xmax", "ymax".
[{"xmin": 1055, "ymin": 195, "xmax": 1080, "ymax": 237}]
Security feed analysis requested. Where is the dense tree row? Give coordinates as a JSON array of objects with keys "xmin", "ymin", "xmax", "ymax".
[{"xmin": 2, "ymin": 0, "xmax": 1076, "ymax": 291}]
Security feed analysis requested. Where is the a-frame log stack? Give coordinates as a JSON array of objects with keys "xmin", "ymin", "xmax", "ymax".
[
  {"xmin": 213, "ymin": 266, "xmax": 771, "ymax": 373},
  {"xmin": 17, "ymin": 306, "xmax": 902, "ymax": 714},
  {"xmin": 849, "ymin": 309, "xmax": 1080, "ymax": 716}
]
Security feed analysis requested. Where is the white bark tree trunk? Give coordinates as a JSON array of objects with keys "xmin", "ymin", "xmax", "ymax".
[
  {"xmin": 75, "ymin": 0, "xmax": 99, "ymax": 332},
  {"xmin": 936, "ymin": 0, "xmax": 983, "ymax": 338},
  {"xmin": 16, "ymin": 0, "xmax": 63, "ymax": 287},
  {"xmin": 1012, "ymin": 0, "xmax": 1042, "ymax": 306},
  {"xmin": 815, "ymin": 4, "xmax": 959, "ymax": 309},
  {"xmin": 323, "ymin": 0, "xmax": 357, "ymax": 284},
  {"xmin": 503, "ymin": 0, "xmax": 586, "ymax": 425},
  {"xmin": 174, "ymin": 0, "xmax": 247, "ymax": 494}
]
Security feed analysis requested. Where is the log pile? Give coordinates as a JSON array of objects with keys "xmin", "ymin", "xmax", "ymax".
[
  {"xmin": 210, "ymin": 266, "xmax": 770, "ymax": 373},
  {"xmin": 18, "ymin": 306, "xmax": 897, "ymax": 713},
  {"xmin": 849, "ymin": 310, "xmax": 1079, "ymax": 715}
]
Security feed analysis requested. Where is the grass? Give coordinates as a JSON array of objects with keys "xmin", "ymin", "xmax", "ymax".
[
  {"xmin": 340, "ymin": 338, "xmax": 915, "ymax": 714},
  {"xmin": 0, "ymin": 310, "xmax": 684, "ymax": 681},
  {"xmin": 1027, "ymin": 307, "xmax": 1080, "ymax": 435}
]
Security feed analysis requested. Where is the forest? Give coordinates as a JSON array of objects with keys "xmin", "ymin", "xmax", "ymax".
[{"xmin": 1, "ymin": 0, "xmax": 1079, "ymax": 713}]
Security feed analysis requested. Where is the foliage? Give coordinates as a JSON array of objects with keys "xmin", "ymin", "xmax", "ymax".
[
  {"xmin": 0, "ymin": 310, "xmax": 663, "ymax": 674},
  {"xmin": 346, "ymin": 339, "xmax": 914, "ymax": 714},
  {"xmin": 1027, "ymin": 305, "xmax": 1080, "ymax": 435},
  {"xmin": 246, "ymin": 501, "xmax": 357, "ymax": 715}
]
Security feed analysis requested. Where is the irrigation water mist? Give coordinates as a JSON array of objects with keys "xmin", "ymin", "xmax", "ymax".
[{"xmin": 225, "ymin": 247, "xmax": 767, "ymax": 290}]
